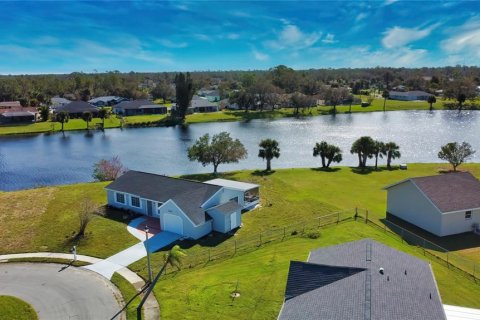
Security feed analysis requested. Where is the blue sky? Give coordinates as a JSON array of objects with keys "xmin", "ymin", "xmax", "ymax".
[{"xmin": 1, "ymin": 1, "xmax": 480, "ymax": 74}]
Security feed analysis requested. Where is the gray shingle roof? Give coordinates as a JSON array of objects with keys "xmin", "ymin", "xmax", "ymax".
[
  {"xmin": 56, "ymin": 101, "xmax": 98, "ymax": 113},
  {"xmin": 106, "ymin": 171, "xmax": 221, "ymax": 225},
  {"xmin": 278, "ymin": 239, "xmax": 446, "ymax": 320},
  {"xmin": 114, "ymin": 100, "xmax": 165, "ymax": 110},
  {"xmin": 207, "ymin": 200, "xmax": 242, "ymax": 215},
  {"xmin": 411, "ymin": 172, "xmax": 480, "ymax": 212}
]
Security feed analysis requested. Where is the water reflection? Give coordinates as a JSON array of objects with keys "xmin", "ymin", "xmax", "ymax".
[{"xmin": 0, "ymin": 110, "xmax": 479, "ymax": 191}]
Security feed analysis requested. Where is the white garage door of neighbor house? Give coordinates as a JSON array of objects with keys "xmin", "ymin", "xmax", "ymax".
[
  {"xmin": 164, "ymin": 213, "xmax": 184, "ymax": 235},
  {"xmin": 230, "ymin": 212, "xmax": 240, "ymax": 229}
]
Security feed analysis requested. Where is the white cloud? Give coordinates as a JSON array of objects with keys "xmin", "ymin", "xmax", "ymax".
[
  {"xmin": 194, "ymin": 33, "xmax": 212, "ymax": 41},
  {"xmin": 322, "ymin": 33, "xmax": 337, "ymax": 44},
  {"xmin": 265, "ymin": 24, "xmax": 321, "ymax": 50},
  {"xmin": 441, "ymin": 17, "xmax": 480, "ymax": 58},
  {"xmin": 158, "ymin": 39, "xmax": 188, "ymax": 48},
  {"xmin": 306, "ymin": 45, "xmax": 430, "ymax": 68},
  {"xmin": 355, "ymin": 13, "xmax": 368, "ymax": 22},
  {"xmin": 251, "ymin": 48, "xmax": 269, "ymax": 61},
  {"xmin": 384, "ymin": 0, "xmax": 399, "ymax": 5},
  {"xmin": 226, "ymin": 33, "xmax": 240, "ymax": 40},
  {"xmin": 175, "ymin": 4, "xmax": 189, "ymax": 11},
  {"xmin": 382, "ymin": 24, "xmax": 439, "ymax": 48}
]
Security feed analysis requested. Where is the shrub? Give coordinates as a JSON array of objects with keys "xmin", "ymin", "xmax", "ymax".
[{"xmin": 305, "ymin": 231, "xmax": 321, "ymax": 239}]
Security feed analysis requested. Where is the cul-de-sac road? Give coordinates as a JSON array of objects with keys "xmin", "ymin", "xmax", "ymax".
[{"xmin": 0, "ymin": 263, "xmax": 124, "ymax": 320}]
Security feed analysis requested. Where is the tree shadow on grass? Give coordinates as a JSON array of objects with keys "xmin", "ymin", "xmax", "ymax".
[
  {"xmin": 310, "ymin": 167, "xmax": 341, "ymax": 172},
  {"xmin": 350, "ymin": 166, "xmax": 402, "ymax": 175},
  {"xmin": 251, "ymin": 170, "xmax": 276, "ymax": 176}
]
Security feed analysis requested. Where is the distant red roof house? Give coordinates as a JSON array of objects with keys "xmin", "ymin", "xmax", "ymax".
[{"xmin": 0, "ymin": 101, "xmax": 21, "ymax": 109}]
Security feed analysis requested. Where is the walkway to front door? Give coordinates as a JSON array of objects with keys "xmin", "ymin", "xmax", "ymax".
[{"xmin": 84, "ymin": 217, "xmax": 180, "ymax": 279}]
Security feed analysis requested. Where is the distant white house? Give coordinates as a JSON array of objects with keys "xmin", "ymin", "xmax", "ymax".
[
  {"xmin": 88, "ymin": 96, "xmax": 126, "ymax": 107},
  {"xmin": 389, "ymin": 91, "xmax": 433, "ymax": 101},
  {"xmin": 51, "ymin": 97, "xmax": 71, "ymax": 110},
  {"xmin": 385, "ymin": 172, "xmax": 480, "ymax": 236}
]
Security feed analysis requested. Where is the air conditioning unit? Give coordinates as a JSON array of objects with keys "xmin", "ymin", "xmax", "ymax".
[{"xmin": 472, "ymin": 223, "xmax": 480, "ymax": 235}]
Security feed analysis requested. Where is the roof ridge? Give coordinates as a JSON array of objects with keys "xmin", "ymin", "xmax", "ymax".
[{"xmin": 126, "ymin": 170, "xmax": 219, "ymax": 187}]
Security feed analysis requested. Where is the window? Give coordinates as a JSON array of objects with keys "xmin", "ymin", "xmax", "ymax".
[
  {"xmin": 116, "ymin": 193, "xmax": 125, "ymax": 204},
  {"xmin": 131, "ymin": 196, "xmax": 141, "ymax": 208},
  {"xmin": 465, "ymin": 211, "xmax": 472, "ymax": 220},
  {"xmin": 157, "ymin": 202, "xmax": 164, "ymax": 208}
]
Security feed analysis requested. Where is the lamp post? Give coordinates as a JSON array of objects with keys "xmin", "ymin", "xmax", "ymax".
[{"xmin": 145, "ymin": 225, "xmax": 152, "ymax": 284}]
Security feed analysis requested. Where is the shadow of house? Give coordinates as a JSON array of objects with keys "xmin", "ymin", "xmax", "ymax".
[{"xmin": 383, "ymin": 214, "xmax": 480, "ymax": 251}]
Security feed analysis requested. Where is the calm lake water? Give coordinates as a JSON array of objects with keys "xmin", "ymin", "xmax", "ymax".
[{"xmin": 1, "ymin": 110, "xmax": 479, "ymax": 191}]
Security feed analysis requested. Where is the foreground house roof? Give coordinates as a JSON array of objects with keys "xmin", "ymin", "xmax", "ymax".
[
  {"xmin": 278, "ymin": 239, "xmax": 446, "ymax": 320},
  {"xmin": 106, "ymin": 171, "xmax": 221, "ymax": 225},
  {"xmin": 385, "ymin": 172, "xmax": 480, "ymax": 212}
]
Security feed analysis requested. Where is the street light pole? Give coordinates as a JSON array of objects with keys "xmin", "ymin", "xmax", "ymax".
[{"xmin": 145, "ymin": 225, "xmax": 152, "ymax": 284}]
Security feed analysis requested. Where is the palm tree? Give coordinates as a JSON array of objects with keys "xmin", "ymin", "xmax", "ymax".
[
  {"xmin": 372, "ymin": 140, "xmax": 385, "ymax": 170},
  {"xmin": 56, "ymin": 111, "xmax": 69, "ymax": 133},
  {"xmin": 346, "ymin": 95, "xmax": 354, "ymax": 113},
  {"xmin": 382, "ymin": 90, "xmax": 389, "ymax": 112},
  {"xmin": 98, "ymin": 107, "xmax": 109, "ymax": 131},
  {"xmin": 350, "ymin": 136, "xmax": 375, "ymax": 168},
  {"xmin": 81, "ymin": 111, "xmax": 93, "ymax": 130},
  {"xmin": 313, "ymin": 141, "xmax": 342, "ymax": 168},
  {"xmin": 136, "ymin": 245, "xmax": 186, "ymax": 319},
  {"xmin": 427, "ymin": 95, "xmax": 436, "ymax": 111},
  {"xmin": 457, "ymin": 93, "xmax": 466, "ymax": 111},
  {"xmin": 258, "ymin": 139, "xmax": 280, "ymax": 171},
  {"xmin": 384, "ymin": 142, "xmax": 401, "ymax": 169}
]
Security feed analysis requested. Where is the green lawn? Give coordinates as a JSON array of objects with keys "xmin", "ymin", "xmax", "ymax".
[
  {"xmin": 111, "ymin": 273, "xmax": 142, "ymax": 320},
  {"xmin": 0, "ymin": 97, "xmax": 446, "ymax": 136},
  {"xmin": 0, "ymin": 182, "xmax": 138, "ymax": 258},
  {"xmin": 152, "ymin": 222, "xmax": 480, "ymax": 320},
  {"xmin": 0, "ymin": 295, "xmax": 38, "ymax": 320}
]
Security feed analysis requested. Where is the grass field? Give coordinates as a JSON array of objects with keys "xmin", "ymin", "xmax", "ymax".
[
  {"xmin": 0, "ymin": 97, "xmax": 445, "ymax": 135},
  {"xmin": 0, "ymin": 182, "xmax": 138, "ymax": 258},
  {"xmin": 152, "ymin": 222, "xmax": 480, "ymax": 320},
  {"xmin": 111, "ymin": 272, "xmax": 142, "ymax": 320},
  {"xmin": 0, "ymin": 295, "xmax": 38, "ymax": 320}
]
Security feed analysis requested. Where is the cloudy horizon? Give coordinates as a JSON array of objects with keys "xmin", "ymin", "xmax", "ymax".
[{"xmin": 1, "ymin": 1, "xmax": 480, "ymax": 74}]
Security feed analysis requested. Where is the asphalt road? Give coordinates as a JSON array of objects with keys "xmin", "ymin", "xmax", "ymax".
[{"xmin": 0, "ymin": 263, "xmax": 124, "ymax": 320}]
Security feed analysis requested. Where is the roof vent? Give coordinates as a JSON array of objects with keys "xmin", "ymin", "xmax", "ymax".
[
  {"xmin": 379, "ymin": 267, "xmax": 384, "ymax": 275},
  {"xmin": 405, "ymin": 270, "xmax": 407, "ymax": 275}
]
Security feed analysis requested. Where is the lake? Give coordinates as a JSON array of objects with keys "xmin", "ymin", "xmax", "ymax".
[{"xmin": 1, "ymin": 110, "xmax": 479, "ymax": 191}]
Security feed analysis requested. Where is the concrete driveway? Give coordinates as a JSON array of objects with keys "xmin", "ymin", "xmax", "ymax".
[{"xmin": 0, "ymin": 263, "xmax": 124, "ymax": 320}]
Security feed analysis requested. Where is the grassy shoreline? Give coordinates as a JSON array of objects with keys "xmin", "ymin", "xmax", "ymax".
[
  {"xmin": 1, "ymin": 164, "xmax": 479, "ymax": 318},
  {"xmin": 0, "ymin": 98, "xmax": 443, "ymax": 136}
]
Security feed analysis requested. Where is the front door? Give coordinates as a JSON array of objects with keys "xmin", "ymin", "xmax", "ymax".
[{"xmin": 147, "ymin": 201, "xmax": 153, "ymax": 216}]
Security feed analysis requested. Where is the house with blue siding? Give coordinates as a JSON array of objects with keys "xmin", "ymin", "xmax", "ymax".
[{"xmin": 105, "ymin": 171, "xmax": 259, "ymax": 239}]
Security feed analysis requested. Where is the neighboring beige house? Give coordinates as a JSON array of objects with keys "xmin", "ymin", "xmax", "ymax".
[{"xmin": 384, "ymin": 172, "xmax": 480, "ymax": 236}]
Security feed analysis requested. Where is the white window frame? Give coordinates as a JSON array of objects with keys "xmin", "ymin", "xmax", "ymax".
[
  {"xmin": 115, "ymin": 192, "xmax": 126, "ymax": 204},
  {"xmin": 130, "ymin": 196, "xmax": 142, "ymax": 208},
  {"xmin": 465, "ymin": 210, "xmax": 472, "ymax": 220}
]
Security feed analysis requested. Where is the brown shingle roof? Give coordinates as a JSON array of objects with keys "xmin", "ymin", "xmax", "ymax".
[{"xmin": 411, "ymin": 172, "xmax": 480, "ymax": 212}]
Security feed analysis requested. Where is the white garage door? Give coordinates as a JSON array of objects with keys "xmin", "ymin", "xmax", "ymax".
[{"xmin": 163, "ymin": 213, "xmax": 184, "ymax": 235}]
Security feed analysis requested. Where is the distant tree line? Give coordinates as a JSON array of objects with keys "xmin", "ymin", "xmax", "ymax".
[{"xmin": 2, "ymin": 65, "xmax": 479, "ymax": 112}]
